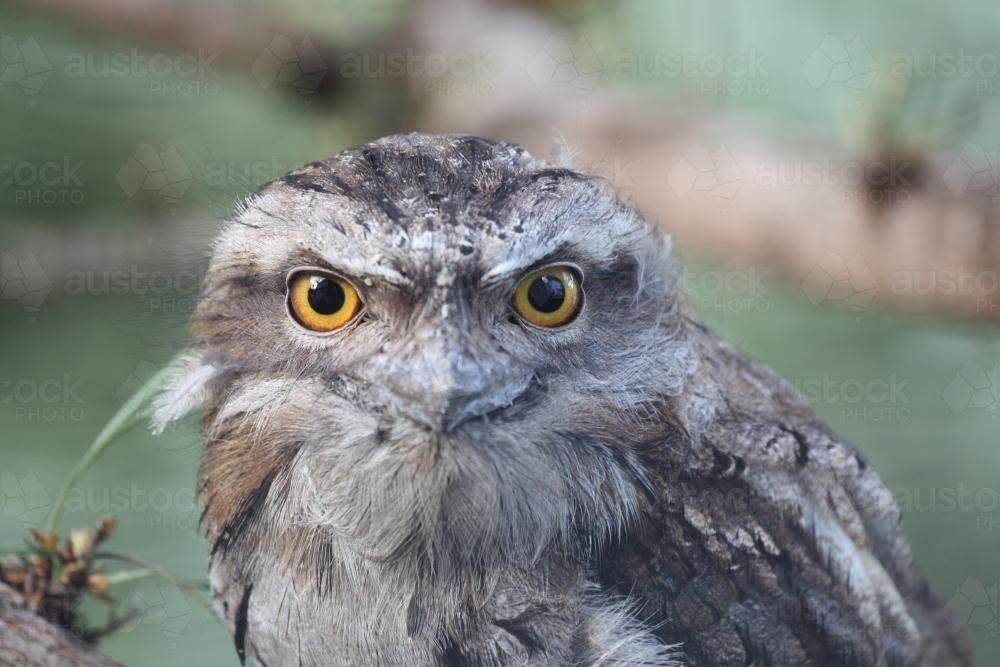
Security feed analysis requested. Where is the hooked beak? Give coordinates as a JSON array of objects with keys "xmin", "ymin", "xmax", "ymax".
[{"xmin": 377, "ymin": 333, "xmax": 533, "ymax": 432}]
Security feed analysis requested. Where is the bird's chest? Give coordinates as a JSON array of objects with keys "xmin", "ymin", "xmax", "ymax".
[
  {"xmin": 206, "ymin": 554, "xmax": 588, "ymax": 666},
  {"xmin": 211, "ymin": 563, "xmax": 439, "ymax": 665}
]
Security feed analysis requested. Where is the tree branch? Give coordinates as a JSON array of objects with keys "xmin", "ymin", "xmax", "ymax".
[{"xmin": 0, "ymin": 583, "xmax": 120, "ymax": 667}]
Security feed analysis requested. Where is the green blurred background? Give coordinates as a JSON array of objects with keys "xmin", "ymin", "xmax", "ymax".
[{"xmin": 1, "ymin": 1, "xmax": 997, "ymax": 665}]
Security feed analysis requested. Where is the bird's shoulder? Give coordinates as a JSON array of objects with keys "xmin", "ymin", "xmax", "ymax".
[{"xmin": 596, "ymin": 329, "xmax": 973, "ymax": 666}]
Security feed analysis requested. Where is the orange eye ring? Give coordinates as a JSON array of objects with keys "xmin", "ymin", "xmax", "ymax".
[
  {"xmin": 287, "ymin": 270, "xmax": 362, "ymax": 333},
  {"xmin": 512, "ymin": 265, "xmax": 582, "ymax": 328}
]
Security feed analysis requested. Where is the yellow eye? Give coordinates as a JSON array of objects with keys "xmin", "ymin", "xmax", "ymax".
[
  {"xmin": 287, "ymin": 271, "xmax": 362, "ymax": 333},
  {"xmin": 512, "ymin": 265, "xmax": 582, "ymax": 328}
]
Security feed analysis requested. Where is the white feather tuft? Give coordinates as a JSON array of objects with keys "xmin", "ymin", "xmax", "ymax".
[{"xmin": 151, "ymin": 350, "xmax": 227, "ymax": 434}]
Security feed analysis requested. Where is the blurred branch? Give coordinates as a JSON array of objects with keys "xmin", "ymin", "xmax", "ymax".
[
  {"xmin": 408, "ymin": 0, "xmax": 1000, "ymax": 321},
  {"xmin": 12, "ymin": 0, "xmax": 276, "ymax": 64},
  {"xmin": 0, "ymin": 583, "xmax": 120, "ymax": 667},
  {"xmin": 9, "ymin": 0, "xmax": 405, "ymax": 104},
  {"xmin": 10, "ymin": 0, "xmax": 1000, "ymax": 320}
]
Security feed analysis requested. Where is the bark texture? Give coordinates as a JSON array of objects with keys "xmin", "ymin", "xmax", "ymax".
[{"xmin": 0, "ymin": 583, "xmax": 120, "ymax": 667}]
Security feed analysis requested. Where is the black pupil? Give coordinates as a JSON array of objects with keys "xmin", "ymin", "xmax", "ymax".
[
  {"xmin": 527, "ymin": 274, "xmax": 566, "ymax": 313},
  {"xmin": 307, "ymin": 276, "xmax": 346, "ymax": 314}
]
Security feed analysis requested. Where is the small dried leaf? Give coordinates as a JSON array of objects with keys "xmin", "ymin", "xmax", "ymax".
[{"xmin": 70, "ymin": 528, "xmax": 95, "ymax": 559}]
